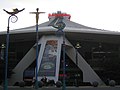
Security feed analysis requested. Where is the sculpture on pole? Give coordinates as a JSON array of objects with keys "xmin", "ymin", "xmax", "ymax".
[
  {"xmin": 30, "ymin": 8, "xmax": 45, "ymax": 89},
  {"xmin": 3, "ymin": 8, "xmax": 25, "ymax": 15},
  {"xmin": 50, "ymin": 14, "xmax": 66, "ymax": 90},
  {"xmin": 3, "ymin": 8, "xmax": 25, "ymax": 90}
]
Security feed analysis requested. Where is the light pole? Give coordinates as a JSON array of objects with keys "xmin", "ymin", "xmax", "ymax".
[
  {"xmin": 75, "ymin": 42, "xmax": 81, "ymax": 66},
  {"xmin": 75, "ymin": 42, "xmax": 81, "ymax": 87},
  {"xmin": 52, "ymin": 21, "xmax": 66, "ymax": 90},
  {"xmin": 62, "ymin": 31, "xmax": 66, "ymax": 90},
  {"xmin": 30, "ymin": 8, "xmax": 45, "ymax": 89},
  {"xmin": 3, "ymin": 8, "xmax": 25, "ymax": 90}
]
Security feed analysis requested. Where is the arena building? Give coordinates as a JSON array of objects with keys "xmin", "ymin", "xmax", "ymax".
[{"xmin": 0, "ymin": 11, "xmax": 120, "ymax": 86}]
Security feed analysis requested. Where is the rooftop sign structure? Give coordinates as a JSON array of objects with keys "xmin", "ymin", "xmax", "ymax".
[{"xmin": 48, "ymin": 11, "xmax": 71, "ymax": 20}]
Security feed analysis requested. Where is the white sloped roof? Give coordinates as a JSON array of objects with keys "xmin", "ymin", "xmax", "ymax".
[
  {"xmin": 0, "ymin": 18, "xmax": 120, "ymax": 35},
  {"xmin": 1, "ymin": 12, "xmax": 120, "ymax": 44}
]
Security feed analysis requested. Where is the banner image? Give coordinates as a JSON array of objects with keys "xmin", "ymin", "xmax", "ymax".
[{"xmin": 38, "ymin": 40, "xmax": 58, "ymax": 76}]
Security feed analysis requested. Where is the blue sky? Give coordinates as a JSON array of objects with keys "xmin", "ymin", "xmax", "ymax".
[{"xmin": 0, "ymin": 0, "xmax": 120, "ymax": 31}]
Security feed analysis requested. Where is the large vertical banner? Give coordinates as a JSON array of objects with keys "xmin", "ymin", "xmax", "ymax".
[{"xmin": 38, "ymin": 40, "xmax": 58, "ymax": 76}]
